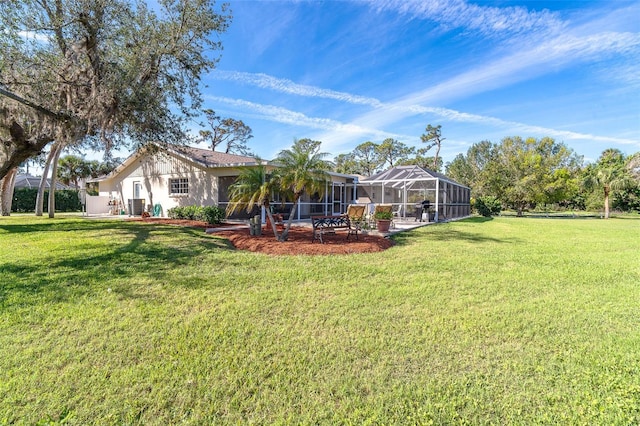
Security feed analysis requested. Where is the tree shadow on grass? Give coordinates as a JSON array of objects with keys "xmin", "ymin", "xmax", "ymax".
[
  {"xmin": 460, "ymin": 216, "xmax": 494, "ymax": 223},
  {"xmin": 0, "ymin": 221, "xmax": 235, "ymax": 308},
  {"xmin": 0, "ymin": 217, "xmax": 137, "ymax": 234},
  {"xmin": 423, "ymin": 228, "xmax": 520, "ymax": 243}
]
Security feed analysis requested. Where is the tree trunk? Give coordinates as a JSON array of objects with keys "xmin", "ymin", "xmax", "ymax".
[
  {"xmin": 0, "ymin": 120, "xmax": 54, "ymax": 182},
  {"xmin": 263, "ymin": 204, "xmax": 281, "ymax": 241},
  {"xmin": 604, "ymin": 186, "xmax": 610, "ymax": 219},
  {"xmin": 36, "ymin": 143, "xmax": 62, "ymax": 216},
  {"xmin": 48, "ymin": 145, "xmax": 63, "ymax": 218},
  {"xmin": 0, "ymin": 167, "xmax": 18, "ymax": 216},
  {"xmin": 280, "ymin": 198, "xmax": 300, "ymax": 242},
  {"xmin": 433, "ymin": 142, "xmax": 441, "ymax": 171},
  {"xmin": 36, "ymin": 147, "xmax": 54, "ymax": 216}
]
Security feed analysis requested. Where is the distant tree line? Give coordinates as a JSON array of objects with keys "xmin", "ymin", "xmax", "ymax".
[
  {"xmin": 333, "ymin": 125, "xmax": 445, "ymax": 175},
  {"xmin": 444, "ymin": 138, "xmax": 639, "ymax": 217},
  {"xmin": 331, "ymin": 133, "xmax": 639, "ymax": 217}
]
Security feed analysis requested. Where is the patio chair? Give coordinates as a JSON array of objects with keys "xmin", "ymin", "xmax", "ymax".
[
  {"xmin": 346, "ymin": 204, "xmax": 366, "ymax": 230},
  {"xmin": 392, "ymin": 204, "xmax": 403, "ymax": 228}
]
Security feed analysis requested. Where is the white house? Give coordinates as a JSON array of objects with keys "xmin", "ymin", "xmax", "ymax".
[{"xmin": 89, "ymin": 142, "xmax": 360, "ymax": 219}]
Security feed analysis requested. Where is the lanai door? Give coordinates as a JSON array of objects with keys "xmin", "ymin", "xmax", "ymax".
[{"xmin": 332, "ymin": 183, "xmax": 344, "ymax": 215}]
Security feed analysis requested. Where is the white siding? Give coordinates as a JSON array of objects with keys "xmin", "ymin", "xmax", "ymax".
[{"xmin": 98, "ymin": 150, "xmax": 220, "ymax": 216}]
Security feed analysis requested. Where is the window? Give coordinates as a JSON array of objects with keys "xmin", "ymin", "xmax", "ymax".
[{"xmin": 169, "ymin": 178, "xmax": 189, "ymax": 195}]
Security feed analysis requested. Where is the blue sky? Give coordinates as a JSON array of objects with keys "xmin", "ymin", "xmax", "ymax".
[{"xmin": 193, "ymin": 0, "xmax": 639, "ymax": 165}]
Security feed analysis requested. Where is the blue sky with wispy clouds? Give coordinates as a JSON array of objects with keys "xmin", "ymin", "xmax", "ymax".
[{"xmin": 196, "ymin": 0, "xmax": 639, "ymax": 164}]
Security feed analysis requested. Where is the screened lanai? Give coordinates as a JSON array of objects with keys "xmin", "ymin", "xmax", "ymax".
[{"xmin": 357, "ymin": 165, "xmax": 471, "ymax": 222}]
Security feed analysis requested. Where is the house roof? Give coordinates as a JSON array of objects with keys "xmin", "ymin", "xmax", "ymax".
[
  {"xmin": 167, "ymin": 144, "xmax": 262, "ymax": 168},
  {"xmin": 14, "ymin": 174, "xmax": 74, "ymax": 190},
  {"xmin": 88, "ymin": 142, "xmax": 358, "ymax": 184},
  {"xmin": 89, "ymin": 142, "xmax": 268, "ymax": 182},
  {"xmin": 360, "ymin": 165, "xmax": 468, "ymax": 189}
]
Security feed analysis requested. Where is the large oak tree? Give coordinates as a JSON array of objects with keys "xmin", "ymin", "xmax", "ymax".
[{"xmin": 0, "ymin": 0, "xmax": 231, "ymax": 182}]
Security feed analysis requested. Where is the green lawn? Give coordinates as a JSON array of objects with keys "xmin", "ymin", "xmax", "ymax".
[{"xmin": 1, "ymin": 214, "xmax": 639, "ymax": 424}]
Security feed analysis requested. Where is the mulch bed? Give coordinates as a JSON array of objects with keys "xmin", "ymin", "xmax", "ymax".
[{"xmin": 128, "ymin": 217, "xmax": 393, "ymax": 255}]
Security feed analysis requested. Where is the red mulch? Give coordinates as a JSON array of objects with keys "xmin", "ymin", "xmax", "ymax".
[{"xmin": 128, "ymin": 217, "xmax": 393, "ymax": 256}]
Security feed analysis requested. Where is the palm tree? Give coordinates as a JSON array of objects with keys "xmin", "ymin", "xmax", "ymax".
[
  {"xmin": 275, "ymin": 139, "xmax": 331, "ymax": 241},
  {"xmin": 57, "ymin": 155, "xmax": 90, "ymax": 188},
  {"xmin": 226, "ymin": 163, "xmax": 283, "ymax": 240},
  {"xmin": 585, "ymin": 149, "xmax": 635, "ymax": 218}
]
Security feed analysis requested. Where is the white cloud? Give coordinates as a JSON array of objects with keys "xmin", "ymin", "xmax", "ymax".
[
  {"xmin": 400, "ymin": 30, "xmax": 640, "ymax": 108},
  {"xmin": 209, "ymin": 67, "xmax": 639, "ymax": 149},
  {"xmin": 206, "ymin": 3, "xmax": 639, "ymax": 154},
  {"xmin": 313, "ymin": 28, "xmax": 640, "ymax": 145},
  {"xmin": 370, "ymin": 0, "xmax": 565, "ymax": 38},
  {"xmin": 212, "ymin": 71, "xmax": 383, "ymax": 107},
  {"xmin": 205, "ymin": 95, "xmax": 405, "ymax": 141}
]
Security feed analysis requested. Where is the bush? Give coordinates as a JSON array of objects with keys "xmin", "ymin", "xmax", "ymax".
[
  {"xmin": 11, "ymin": 188, "xmax": 82, "ymax": 213},
  {"xmin": 167, "ymin": 205, "xmax": 225, "ymax": 224},
  {"xmin": 474, "ymin": 196, "xmax": 502, "ymax": 217},
  {"xmin": 199, "ymin": 206, "xmax": 225, "ymax": 224},
  {"xmin": 182, "ymin": 205, "xmax": 200, "ymax": 220},
  {"xmin": 167, "ymin": 206, "xmax": 180, "ymax": 219}
]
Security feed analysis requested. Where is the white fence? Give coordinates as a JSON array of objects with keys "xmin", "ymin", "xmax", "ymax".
[{"xmin": 85, "ymin": 195, "xmax": 111, "ymax": 215}]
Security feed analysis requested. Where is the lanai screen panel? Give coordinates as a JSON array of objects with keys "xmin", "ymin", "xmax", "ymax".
[{"xmin": 358, "ymin": 165, "xmax": 471, "ymax": 221}]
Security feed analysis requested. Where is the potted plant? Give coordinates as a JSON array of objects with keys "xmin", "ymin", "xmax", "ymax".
[{"xmin": 374, "ymin": 210, "xmax": 393, "ymax": 232}]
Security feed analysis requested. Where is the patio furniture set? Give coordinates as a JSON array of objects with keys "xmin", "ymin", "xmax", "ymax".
[{"xmin": 311, "ymin": 203, "xmax": 401, "ymax": 243}]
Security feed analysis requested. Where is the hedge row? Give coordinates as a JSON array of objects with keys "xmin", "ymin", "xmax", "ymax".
[
  {"xmin": 11, "ymin": 188, "xmax": 82, "ymax": 213},
  {"xmin": 167, "ymin": 205, "xmax": 225, "ymax": 224}
]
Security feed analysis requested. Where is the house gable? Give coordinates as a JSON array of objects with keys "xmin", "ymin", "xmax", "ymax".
[{"xmin": 96, "ymin": 144, "xmax": 223, "ymax": 215}]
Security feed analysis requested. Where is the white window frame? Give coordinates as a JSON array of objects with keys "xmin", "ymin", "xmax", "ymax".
[{"xmin": 169, "ymin": 178, "xmax": 189, "ymax": 195}]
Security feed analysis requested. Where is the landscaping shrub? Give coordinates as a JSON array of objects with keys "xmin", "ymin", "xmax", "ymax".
[
  {"xmin": 167, "ymin": 205, "xmax": 225, "ymax": 224},
  {"xmin": 167, "ymin": 206, "xmax": 182, "ymax": 219},
  {"xmin": 199, "ymin": 206, "xmax": 225, "ymax": 224},
  {"xmin": 11, "ymin": 188, "xmax": 82, "ymax": 213},
  {"xmin": 474, "ymin": 196, "xmax": 502, "ymax": 217},
  {"xmin": 183, "ymin": 205, "xmax": 201, "ymax": 220}
]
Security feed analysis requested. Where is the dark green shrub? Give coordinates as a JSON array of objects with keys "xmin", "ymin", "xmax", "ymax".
[
  {"xmin": 167, "ymin": 205, "xmax": 225, "ymax": 224},
  {"xmin": 183, "ymin": 205, "xmax": 201, "ymax": 220},
  {"xmin": 198, "ymin": 206, "xmax": 225, "ymax": 224},
  {"xmin": 11, "ymin": 188, "xmax": 82, "ymax": 213},
  {"xmin": 11, "ymin": 188, "xmax": 38, "ymax": 213},
  {"xmin": 55, "ymin": 190, "xmax": 83, "ymax": 212},
  {"xmin": 167, "ymin": 206, "xmax": 184, "ymax": 219},
  {"xmin": 474, "ymin": 196, "xmax": 502, "ymax": 217}
]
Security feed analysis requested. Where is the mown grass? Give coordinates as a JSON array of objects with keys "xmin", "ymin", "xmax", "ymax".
[{"xmin": 1, "ymin": 214, "xmax": 639, "ymax": 424}]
